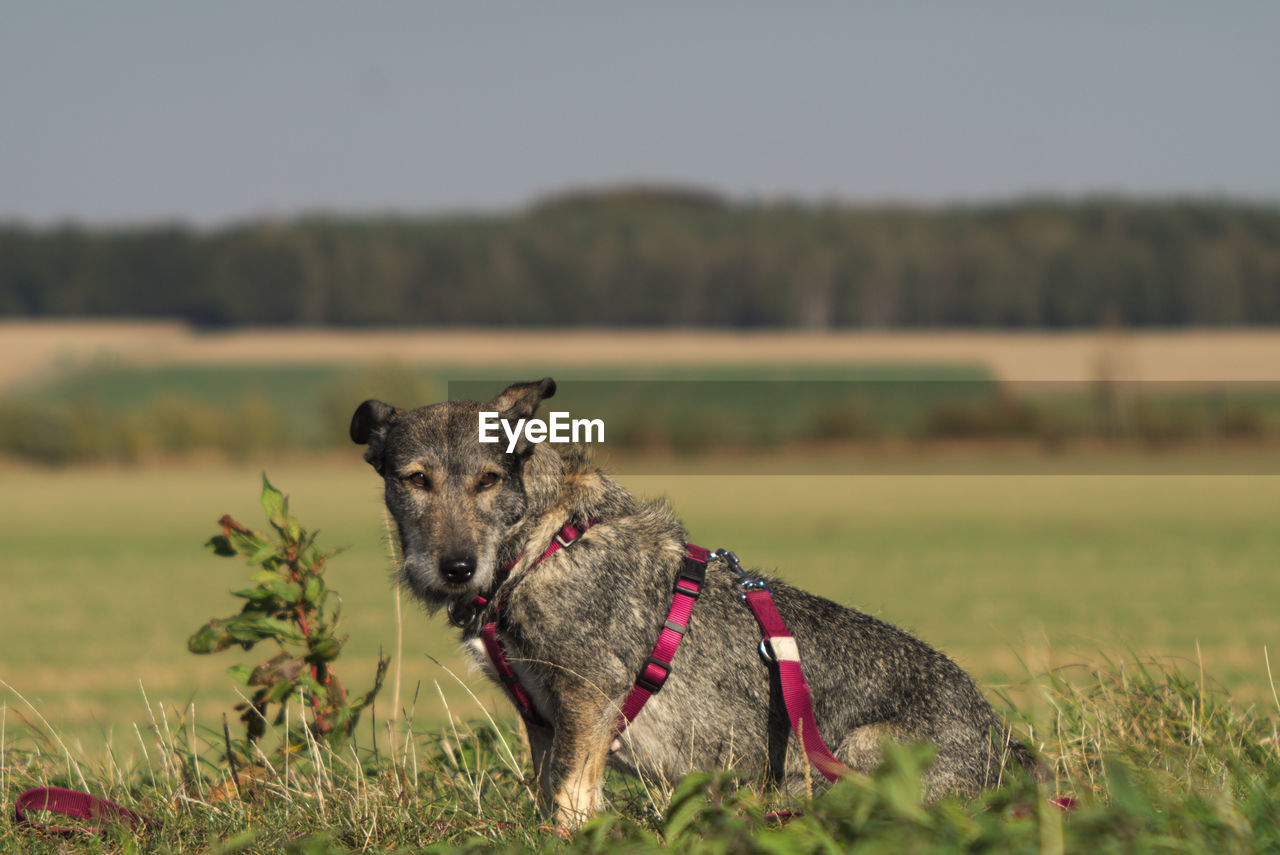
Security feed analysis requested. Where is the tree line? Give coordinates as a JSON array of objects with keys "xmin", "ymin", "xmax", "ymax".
[{"xmin": 3, "ymin": 190, "xmax": 1279, "ymax": 327}]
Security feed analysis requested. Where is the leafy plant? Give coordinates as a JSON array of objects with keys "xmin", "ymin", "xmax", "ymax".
[{"xmin": 188, "ymin": 474, "xmax": 388, "ymax": 760}]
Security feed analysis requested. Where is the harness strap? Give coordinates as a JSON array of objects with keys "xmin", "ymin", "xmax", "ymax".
[
  {"xmin": 479, "ymin": 523, "xmax": 708, "ymax": 734},
  {"xmin": 479, "ymin": 621, "xmax": 547, "ymax": 727},
  {"xmin": 615, "ymin": 544, "xmax": 709, "ymax": 732},
  {"xmin": 740, "ymin": 587, "xmax": 856, "ymax": 782},
  {"xmin": 479, "ymin": 519, "xmax": 598, "ymax": 727}
]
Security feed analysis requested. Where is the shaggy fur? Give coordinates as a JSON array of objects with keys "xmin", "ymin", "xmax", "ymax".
[{"xmin": 351, "ymin": 379, "xmax": 1045, "ymax": 827}]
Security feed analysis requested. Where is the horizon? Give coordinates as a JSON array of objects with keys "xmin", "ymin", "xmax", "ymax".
[{"xmin": 5, "ymin": 185, "xmax": 1279, "ymax": 232}]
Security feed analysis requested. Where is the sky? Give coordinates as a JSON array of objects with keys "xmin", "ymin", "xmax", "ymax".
[{"xmin": 2, "ymin": 2, "xmax": 1278, "ymax": 226}]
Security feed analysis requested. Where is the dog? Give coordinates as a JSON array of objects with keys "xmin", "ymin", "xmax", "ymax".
[{"xmin": 351, "ymin": 378, "xmax": 1046, "ymax": 827}]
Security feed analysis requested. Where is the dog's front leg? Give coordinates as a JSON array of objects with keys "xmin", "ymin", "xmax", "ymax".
[
  {"xmin": 524, "ymin": 721, "xmax": 556, "ymax": 818},
  {"xmin": 546, "ymin": 695, "xmax": 614, "ymax": 829}
]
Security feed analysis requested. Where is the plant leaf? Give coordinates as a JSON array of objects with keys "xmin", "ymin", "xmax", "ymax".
[
  {"xmin": 248, "ymin": 615, "xmax": 306, "ymax": 644},
  {"xmin": 306, "ymin": 636, "xmax": 343, "ymax": 663},
  {"xmin": 206, "ymin": 534, "xmax": 237, "ymax": 556},
  {"xmin": 260, "ymin": 473, "xmax": 288, "ymax": 532},
  {"xmin": 263, "ymin": 577, "xmax": 302, "ymax": 602},
  {"xmin": 188, "ymin": 621, "xmax": 234, "ymax": 654},
  {"xmin": 249, "ymin": 653, "xmax": 304, "ymax": 687},
  {"xmin": 226, "ymin": 663, "xmax": 255, "ymax": 685},
  {"xmin": 231, "ymin": 587, "xmax": 276, "ymax": 605}
]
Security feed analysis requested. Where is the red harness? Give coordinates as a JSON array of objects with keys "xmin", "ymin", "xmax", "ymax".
[
  {"xmin": 474, "ymin": 521, "xmax": 854, "ymax": 781},
  {"xmin": 478, "ymin": 520, "xmax": 707, "ymax": 734}
]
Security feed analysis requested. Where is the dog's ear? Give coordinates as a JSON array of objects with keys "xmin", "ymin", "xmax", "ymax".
[
  {"xmin": 489, "ymin": 378, "xmax": 556, "ymax": 422},
  {"xmin": 488, "ymin": 378, "xmax": 556, "ymax": 458},
  {"xmin": 350, "ymin": 399, "xmax": 403, "ymax": 475}
]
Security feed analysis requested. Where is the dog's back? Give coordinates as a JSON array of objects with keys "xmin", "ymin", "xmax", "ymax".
[{"xmin": 584, "ymin": 543, "xmax": 1046, "ymax": 795}]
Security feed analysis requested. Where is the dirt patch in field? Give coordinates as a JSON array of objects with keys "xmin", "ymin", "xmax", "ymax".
[
  {"xmin": 0, "ymin": 320, "xmax": 190, "ymax": 391},
  {"xmin": 6, "ymin": 320, "xmax": 1280, "ymax": 390}
]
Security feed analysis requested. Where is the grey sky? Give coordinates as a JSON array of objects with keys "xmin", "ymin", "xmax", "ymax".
[{"xmin": 2, "ymin": 2, "xmax": 1278, "ymax": 225}]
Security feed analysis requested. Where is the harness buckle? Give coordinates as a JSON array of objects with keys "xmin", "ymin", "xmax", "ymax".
[
  {"xmin": 636, "ymin": 655, "xmax": 672, "ymax": 693},
  {"xmin": 554, "ymin": 520, "xmax": 591, "ymax": 550},
  {"xmin": 674, "ymin": 577, "xmax": 702, "ymax": 600}
]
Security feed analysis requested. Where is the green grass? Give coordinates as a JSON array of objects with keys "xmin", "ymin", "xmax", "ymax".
[
  {"xmin": 2, "ymin": 460, "xmax": 1277, "ymax": 734},
  {"xmin": 1, "ymin": 652, "xmax": 1278, "ymax": 853},
  {"xmin": 16, "ymin": 361, "xmax": 993, "ymax": 412},
  {"xmin": 2, "ymin": 459, "xmax": 1279, "ymax": 851}
]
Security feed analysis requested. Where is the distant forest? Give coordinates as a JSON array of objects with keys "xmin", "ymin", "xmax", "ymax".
[{"xmin": 3, "ymin": 189, "xmax": 1279, "ymax": 327}]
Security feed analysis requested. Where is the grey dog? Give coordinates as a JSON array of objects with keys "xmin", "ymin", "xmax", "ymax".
[{"xmin": 350, "ymin": 378, "xmax": 1045, "ymax": 826}]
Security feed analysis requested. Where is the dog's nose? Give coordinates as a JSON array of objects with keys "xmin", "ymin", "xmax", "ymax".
[{"xmin": 440, "ymin": 555, "xmax": 476, "ymax": 584}]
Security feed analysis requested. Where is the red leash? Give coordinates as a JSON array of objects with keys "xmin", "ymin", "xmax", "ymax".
[
  {"xmin": 715, "ymin": 549, "xmax": 857, "ymax": 782},
  {"xmin": 742, "ymin": 586, "xmax": 857, "ymax": 781},
  {"xmin": 15, "ymin": 787, "xmax": 152, "ymax": 835},
  {"xmin": 719, "ymin": 550, "xmax": 1078, "ymax": 811}
]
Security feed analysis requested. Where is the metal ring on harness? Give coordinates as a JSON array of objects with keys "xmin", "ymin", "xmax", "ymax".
[
  {"xmin": 447, "ymin": 600, "xmax": 474, "ymax": 628},
  {"xmin": 758, "ymin": 638, "xmax": 775, "ymax": 663}
]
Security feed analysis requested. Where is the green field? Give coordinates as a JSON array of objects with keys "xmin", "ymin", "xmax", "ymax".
[
  {"xmin": 9, "ymin": 356, "xmax": 1280, "ymax": 471},
  {"xmin": 2, "ymin": 360, "xmax": 1002, "ymax": 461},
  {"xmin": 3, "ymin": 458, "xmax": 1278, "ymax": 751},
  {"xmin": 3, "ymin": 351, "xmax": 1280, "ymax": 851}
]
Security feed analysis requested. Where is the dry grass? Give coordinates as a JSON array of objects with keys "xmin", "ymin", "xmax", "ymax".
[
  {"xmin": 8, "ymin": 320, "xmax": 1280, "ymax": 394},
  {"xmin": 2, "ymin": 649, "xmax": 1278, "ymax": 854}
]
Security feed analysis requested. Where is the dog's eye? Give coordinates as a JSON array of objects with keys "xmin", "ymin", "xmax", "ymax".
[
  {"xmin": 406, "ymin": 472, "xmax": 431, "ymax": 490},
  {"xmin": 476, "ymin": 472, "xmax": 501, "ymax": 490}
]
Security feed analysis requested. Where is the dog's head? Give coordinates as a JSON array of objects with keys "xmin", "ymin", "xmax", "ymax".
[{"xmin": 350, "ymin": 378, "xmax": 556, "ymax": 607}]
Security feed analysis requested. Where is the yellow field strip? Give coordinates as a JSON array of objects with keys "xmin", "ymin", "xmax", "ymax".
[{"xmin": 7, "ymin": 320, "xmax": 1280, "ymax": 391}]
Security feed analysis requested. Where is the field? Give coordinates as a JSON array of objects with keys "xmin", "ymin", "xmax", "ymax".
[
  {"xmin": 3, "ymin": 459, "xmax": 1278, "ymax": 737},
  {"xmin": 10, "ymin": 322, "xmax": 1280, "ymax": 467},
  {"xmin": 10, "ymin": 321, "xmax": 1280, "ymax": 389},
  {"xmin": 2, "ymin": 322, "xmax": 1280, "ymax": 851},
  {"xmin": 3, "ymin": 461, "xmax": 1279, "ymax": 852}
]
